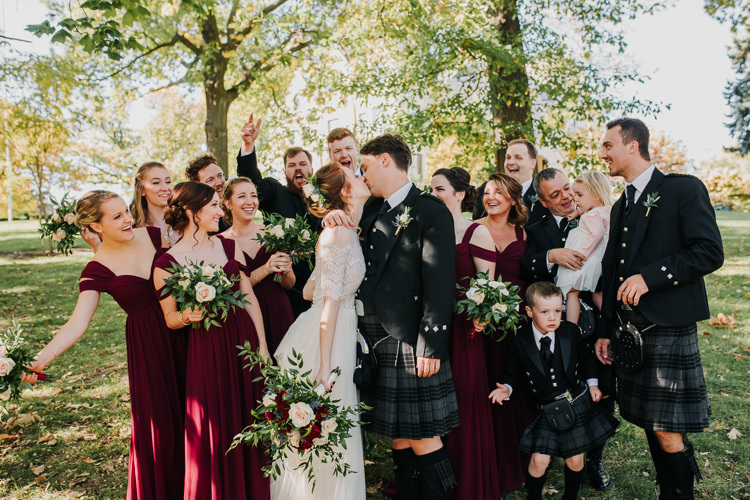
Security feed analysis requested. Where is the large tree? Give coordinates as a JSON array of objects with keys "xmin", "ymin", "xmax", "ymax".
[{"xmin": 29, "ymin": 0, "xmax": 341, "ymax": 173}]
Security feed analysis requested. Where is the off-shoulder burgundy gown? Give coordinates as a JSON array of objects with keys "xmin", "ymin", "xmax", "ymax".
[
  {"xmin": 444, "ymin": 223, "xmax": 502, "ymax": 500},
  {"xmin": 79, "ymin": 226, "xmax": 187, "ymax": 500},
  {"xmin": 155, "ymin": 236, "xmax": 269, "ymax": 500}
]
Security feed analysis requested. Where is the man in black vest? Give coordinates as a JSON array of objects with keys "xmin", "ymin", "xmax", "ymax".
[
  {"xmin": 356, "ymin": 134, "xmax": 459, "ymax": 499},
  {"xmin": 595, "ymin": 118, "xmax": 724, "ymax": 499}
]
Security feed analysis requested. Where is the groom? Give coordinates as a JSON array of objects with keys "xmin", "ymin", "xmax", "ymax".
[{"xmin": 356, "ymin": 134, "xmax": 459, "ymax": 499}]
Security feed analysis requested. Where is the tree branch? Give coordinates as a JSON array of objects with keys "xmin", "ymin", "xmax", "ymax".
[{"xmin": 97, "ymin": 34, "xmax": 183, "ymax": 80}]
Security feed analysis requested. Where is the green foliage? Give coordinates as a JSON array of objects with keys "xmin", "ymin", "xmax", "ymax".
[
  {"xmin": 454, "ymin": 270, "xmax": 524, "ymax": 340},
  {"xmin": 0, "ymin": 320, "xmax": 35, "ymax": 406},
  {"xmin": 38, "ymin": 194, "xmax": 82, "ymax": 256},
  {"xmin": 255, "ymin": 212, "xmax": 317, "ymax": 280},
  {"xmin": 702, "ymin": 152, "xmax": 750, "ymax": 211}
]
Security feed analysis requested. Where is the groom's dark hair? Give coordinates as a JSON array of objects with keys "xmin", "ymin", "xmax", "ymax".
[{"xmin": 360, "ymin": 134, "xmax": 411, "ymax": 172}]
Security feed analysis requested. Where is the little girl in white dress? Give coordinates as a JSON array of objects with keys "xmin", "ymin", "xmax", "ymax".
[{"xmin": 556, "ymin": 171, "xmax": 613, "ymax": 323}]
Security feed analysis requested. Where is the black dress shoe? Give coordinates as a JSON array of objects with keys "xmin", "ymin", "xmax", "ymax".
[{"xmin": 586, "ymin": 458, "xmax": 613, "ymax": 491}]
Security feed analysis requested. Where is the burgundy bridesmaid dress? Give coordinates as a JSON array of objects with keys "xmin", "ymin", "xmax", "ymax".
[
  {"xmin": 240, "ymin": 244, "xmax": 294, "ymax": 356},
  {"xmin": 444, "ymin": 223, "xmax": 502, "ymax": 500},
  {"xmin": 79, "ymin": 226, "xmax": 187, "ymax": 500},
  {"xmin": 155, "ymin": 236, "xmax": 269, "ymax": 500},
  {"xmin": 483, "ymin": 224, "xmax": 534, "ymax": 493}
]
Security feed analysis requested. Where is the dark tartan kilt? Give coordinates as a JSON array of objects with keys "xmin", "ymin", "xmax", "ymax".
[
  {"xmin": 615, "ymin": 323, "xmax": 710, "ymax": 433},
  {"xmin": 520, "ymin": 391, "xmax": 619, "ymax": 459},
  {"xmin": 358, "ymin": 315, "xmax": 460, "ymax": 440}
]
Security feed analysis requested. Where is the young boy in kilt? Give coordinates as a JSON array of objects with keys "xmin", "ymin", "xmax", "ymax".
[{"xmin": 490, "ymin": 281, "xmax": 618, "ymax": 500}]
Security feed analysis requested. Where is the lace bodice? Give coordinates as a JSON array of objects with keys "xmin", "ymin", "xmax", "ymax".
[{"xmin": 310, "ymin": 227, "xmax": 365, "ymax": 307}]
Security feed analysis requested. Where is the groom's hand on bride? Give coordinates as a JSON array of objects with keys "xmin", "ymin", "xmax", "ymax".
[
  {"xmin": 416, "ymin": 357, "xmax": 440, "ymax": 378},
  {"xmin": 322, "ymin": 209, "xmax": 355, "ymax": 228}
]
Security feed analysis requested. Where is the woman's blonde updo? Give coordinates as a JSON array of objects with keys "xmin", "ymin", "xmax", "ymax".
[
  {"xmin": 164, "ymin": 181, "xmax": 217, "ymax": 233},
  {"xmin": 75, "ymin": 190, "xmax": 121, "ymax": 234},
  {"xmin": 130, "ymin": 161, "xmax": 168, "ymax": 228},
  {"xmin": 305, "ymin": 164, "xmax": 349, "ymax": 218},
  {"xmin": 221, "ymin": 177, "xmax": 257, "ymax": 225}
]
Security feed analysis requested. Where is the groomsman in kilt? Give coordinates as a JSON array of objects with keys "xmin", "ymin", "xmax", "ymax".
[
  {"xmin": 356, "ymin": 134, "xmax": 459, "ymax": 499},
  {"xmin": 595, "ymin": 118, "xmax": 724, "ymax": 499}
]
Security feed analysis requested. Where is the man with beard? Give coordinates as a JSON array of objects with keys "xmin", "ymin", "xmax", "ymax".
[
  {"xmin": 186, "ymin": 152, "xmax": 231, "ymax": 232},
  {"xmin": 327, "ymin": 127, "xmax": 362, "ymax": 176},
  {"xmin": 236, "ymin": 115, "xmax": 320, "ymax": 316}
]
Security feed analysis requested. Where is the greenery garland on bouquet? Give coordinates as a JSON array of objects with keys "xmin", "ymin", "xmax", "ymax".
[
  {"xmin": 255, "ymin": 212, "xmax": 317, "ymax": 282},
  {"xmin": 454, "ymin": 270, "xmax": 524, "ymax": 341},
  {"xmin": 0, "ymin": 320, "xmax": 35, "ymax": 418},
  {"xmin": 160, "ymin": 261, "xmax": 247, "ymax": 330},
  {"xmin": 38, "ymin": 193, "xmax": 81, "ymax": 256},
  {"xmin": 231, "ymin": 346, "xmax": 368, "ymax": 491}
]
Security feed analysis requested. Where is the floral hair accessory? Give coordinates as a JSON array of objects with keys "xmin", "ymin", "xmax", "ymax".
[{"xmin": 302, "ymin": 174, "xmax": 327, "ymax": 209}]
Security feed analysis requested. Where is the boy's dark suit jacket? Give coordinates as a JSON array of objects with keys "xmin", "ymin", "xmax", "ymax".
[
  {"xmin": 598, "ymin": 170, "xmax": 724, "ymax": 337},
  {"xmin": 358, "ymin": 185, "xmax": 456, "ymax": 360},
  {"xmin": 500, "ymin": 321, "xmax": 596, "ymax": 402}
]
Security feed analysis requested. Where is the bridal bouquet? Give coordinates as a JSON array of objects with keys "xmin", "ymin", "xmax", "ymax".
[
  {"xmin": 454, "ymin": 270, "xmax": 524, "ymax": 341},
  {"xmin": 39, "ymin": 193, "xmax": 81, "ymax": 256},
  {"xmin": 255, "ymin": 213, "xmax": 317, "ymax": 282},
  {"xmin": 161, "ymin": 261, "xmax": 247, "ymax": 330},
  {"xmin": 0, "ymin": 320, "xmax": 35, "ymax": 413},
  {"xmin": 231, "ymin": 347, "xmax": 367, "ymax": 491}
]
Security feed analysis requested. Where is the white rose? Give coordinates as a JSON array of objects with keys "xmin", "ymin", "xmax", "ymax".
[
  {"xmin": 466, "ymin": 287, "xmax": 477, "ymax": 302},
  {"xmin": 272, "ymin": 225, "xmax": 285, "ymax": 238},
  {"xmin": 473, "ymin": 291, "xmax": 485, "ymax": 305},
  {"xmin": 284, "ymin": 218, "xmax": 295, "ymax": 228},
  {"xmin": 289, "ymin": 429, "xmax": 301, "ymax": 448},
  {"xmin": 476, "ymin": 278, "xmax": 488, "ymax": 286},
  {"xmin": 493, "ymin": 303, "xmax": 507, "ymax": 314},
  {"xmin": 488, "ymin": 281, "xmax": 501, "ymax": 288},
  {"xmin": 311, "ymin": 193, "xmax": 320, "ymax": 203},
  {"xmin": 222, "ymin": 276, "xmax": 231, "ymax": 287},
  {"xmin": 312, "ymin": 436, "xmax": 329, "ymax": 446},
  {"xmin": 194, "ymin": 282, "xmax": 216, "ymax": 303},
  {"xmin": 499, "ymin": 288, "xmax": 510, "ymax": 296},
  {"xmin": 263, "ymin": 393, "xmax": 276, "ymax": 407},
  {"xmin": 321, "ymin": 418, "xmax": 338, "ymax": 435},
  {"xmin": 301, "ymin": 230, "xmax": 310, "ymax": 241},
  {"xmin": 201, "ymin": 265, "xmax": 215, "ymax": 279},
  {"xmin": 0, "ymin": 345, "xmax": 6, "ymax": 357},
  {"xmin": 51, "ymin": 212, "xmax": 61, "ymax": 223},
  {"xmin": 54, "ymin": 228, "xmax": 66, "ymax": 241},
  {"xmin": 0, "ymin": 356, "xmax": 16, "ymax": 377},
  {"xmin": 288, "ymin": 402, "xmax": 315, "ymax": 428},
  {"xmin": 178, "ymin": 279, "xmax": 190, "ymax": 289},
  {"xmin": 64, "ymin": 213, "xmax": 75, "ymax": 224},
  {"xmin": 302, "ymin": 184, "xmax": 314, "ymax": 197}
]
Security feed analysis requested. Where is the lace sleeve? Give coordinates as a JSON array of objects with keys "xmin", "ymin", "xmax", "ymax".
[{"xmin": 315, "ymin": 228, "xmax": 353, "ymax": 301}]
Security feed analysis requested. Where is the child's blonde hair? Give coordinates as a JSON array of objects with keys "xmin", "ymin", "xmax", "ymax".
[{"xmin": 574, "ymin": 171, "xmax": 613, "ymax": 206}]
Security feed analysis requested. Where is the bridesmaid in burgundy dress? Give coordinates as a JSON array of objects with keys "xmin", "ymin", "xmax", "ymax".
[
  {"xmin": 219, "ymin": 177, "xmax": 295, "ymax": 355},
  {"xmin": 477, "ymin": 173, "xmax": 534, "ymax": 494},
  {"xmin": 153, "ymin": 181, "xmax": 270, "ymax": 500},
  {"xmin": 430, "ymin": 168, "xmax": 502, "ymax": 500},
  {"xmin": 26, "ymin": 190, "xmax": 187, "ymax": 499}
]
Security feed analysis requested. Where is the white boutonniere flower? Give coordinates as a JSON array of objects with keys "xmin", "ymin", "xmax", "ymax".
[
  {"xmin": 393, "ymin": 207, "xmax": 414, "ymax": 235},
  {"xmin": 643, "ymin": 191, "xmax": 660, "ymax": 217}
]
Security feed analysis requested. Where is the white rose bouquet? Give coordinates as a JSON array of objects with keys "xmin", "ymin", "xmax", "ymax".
[
  {"xmin": 454, "ymin": 270, "xmax": 524, "ymax": 341},
  {"xmin": 255, "ymin": 212, "xmax": 317, "ymax": 282},
  {"xmin": 38, "ymin": 193, "xmax": 82, "ymax": 256},
  {"xmin": 230, "ymin": 347, "xmax": 368, "ymax": 491},
  {"xmin": 161, "ymin": 261, "xmax": 248, "ymax": 330},
  {"xmin": 0, "ymin": 320, "xmax": 37, "ymax": 416}
]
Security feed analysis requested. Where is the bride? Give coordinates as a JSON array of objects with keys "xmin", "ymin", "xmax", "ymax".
[{"xmin": 272, "ymin": 163, "xmax": 369, "ymax": 500}]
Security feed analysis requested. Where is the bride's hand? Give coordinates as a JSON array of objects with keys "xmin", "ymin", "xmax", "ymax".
[{"xmin": 315, "ymin": 366, "xmax": 334, "ymax": 392}]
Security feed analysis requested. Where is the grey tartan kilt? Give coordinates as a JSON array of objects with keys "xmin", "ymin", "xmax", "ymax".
[
  {"xmin": 616, "ymin": 323, "xmax": 710, "ymax": 433},
  {"xmin": 358, "ymin": 315, "xmax": 460, "ymax": 440},
  {"xmin": 520, "ymin": 390, "xmax": 619, "ymax": 458}
]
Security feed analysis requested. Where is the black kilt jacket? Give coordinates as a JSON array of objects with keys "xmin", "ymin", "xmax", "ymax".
[
  {"xmin": 598, "ymin": 170, "xmax": 724, "ymax": 337},
  {"xmin": 358, "ymin": 186, "xmax": 456, "ymax": 360},
  {"xmin": 520, "ymin": 212, "xmax": 567, "ymax": 284}
]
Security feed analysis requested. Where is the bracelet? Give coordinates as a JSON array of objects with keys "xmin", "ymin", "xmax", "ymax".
[
  {"xmin": 178, "ymin": 312, "xmax": 190, "ymax": 326},
  {"xmin": 252, "ymin": 272, "xmax": 259, "ymax": 283}
]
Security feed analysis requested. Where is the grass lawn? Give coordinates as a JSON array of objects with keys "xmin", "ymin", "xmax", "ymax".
[{"xmin": 1, "ymin": 214, "xmax": 748, "ymax": 499}]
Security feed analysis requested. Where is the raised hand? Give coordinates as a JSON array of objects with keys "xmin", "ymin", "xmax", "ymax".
[{"xmin": 240, "ymin": 113, "xmax": 263, "ymax": 153}]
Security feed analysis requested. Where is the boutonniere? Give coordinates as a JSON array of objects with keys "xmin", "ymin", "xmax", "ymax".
[
  {"xmin": 393, "ymin": 207, "xmax": 413, "ymax": 234},
  {"xmin": 643, "ymin": 191, "xmax": 660, "ymax": 217},
  {"xmin": 568, "ymin": 217, "xmax": 579, "ymax": 229}
]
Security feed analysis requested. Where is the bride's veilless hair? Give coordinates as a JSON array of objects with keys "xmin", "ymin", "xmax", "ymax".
[
  {"xmin": 164, "ymin": 181, "xmax": 217, "ymax": 233},
  {"xmin": 130, "ymin": 161, "xmax": 169, "ymax": 228},
  {"xmin": 305, "ymin": 164, "xmax": 349, "ymax": 218},
  {"xmin": 75, "ymin": 190, "xmax": 121, "ymax": 235},
  {"xmin": 221, "ymin": 177, "xmax": 256, "ymax": 225}
]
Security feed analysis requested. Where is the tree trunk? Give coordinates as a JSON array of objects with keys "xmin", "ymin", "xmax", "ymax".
[
  {"xmin": 204, "ymin": 85, "xmax": 231, "ymax": 175},
  {"xmin": 488, "ymin": 0, "xmax": 533, "ymax": 172}
]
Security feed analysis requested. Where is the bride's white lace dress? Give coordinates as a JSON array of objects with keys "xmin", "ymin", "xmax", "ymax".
[{"xmin": 272, "ymin": 226, "xmax": 366, "ymax": 500}]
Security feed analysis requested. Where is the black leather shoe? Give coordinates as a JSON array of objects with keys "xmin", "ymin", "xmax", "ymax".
[{"xmin": 586, "ymin": 458, "xmax": 613, "ymax": 491}]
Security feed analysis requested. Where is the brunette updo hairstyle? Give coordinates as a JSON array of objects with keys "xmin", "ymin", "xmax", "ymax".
[
  {"xmin": 221, "ymin": 177, "xmax": 256, "ymax": 225},
  {"xmin": 484, "ymin": 173, "xmax": 529, "ymax": 227},
  {"xmin": 432, "ymin": 167, "xmax": 477, "ymax": 213},
  {"xmin": 130, "ymin": 161, "xmax": 169, "ymax": 228},
  {"xmin": 305, "ymin": 163, "xmax": 349, "ymax": 218},
  {"xmin": 75, "ymin": 190, "xmax": 121, "ymax": 235},
  {"xmin": 164, "ymin": 181, "xmax": 217, "ymax": 233}
]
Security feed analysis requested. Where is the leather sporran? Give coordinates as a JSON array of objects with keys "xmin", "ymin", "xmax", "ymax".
[
  {"xmin": 543, "ymin": 399, "xmax": 575, "ymax": 431},
  {"xmin": 353, "ymin": 329, "xmax": 378, "ymax": 389},
  {"xmin": 612, "ymin": 322, "xmax": 645, "ymax": 373},
  {"xmin": 577, "ymin": 297, "xmax": 597, "ymax": 338}
]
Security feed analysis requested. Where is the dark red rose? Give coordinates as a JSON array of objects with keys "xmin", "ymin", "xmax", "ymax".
[{"xmin": 264, "ymin": 411, "xmax": 274, "ymax": 422}]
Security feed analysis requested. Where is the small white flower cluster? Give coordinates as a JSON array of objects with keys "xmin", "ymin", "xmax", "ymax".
[{"xmin": 302, "ymin": 178, "xmax": 326, "ymax": 208}]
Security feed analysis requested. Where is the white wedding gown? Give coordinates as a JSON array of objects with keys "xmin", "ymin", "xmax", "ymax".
[{"xmin": 272, "ymin": 226, "xmax": 367, "ymax": 500}]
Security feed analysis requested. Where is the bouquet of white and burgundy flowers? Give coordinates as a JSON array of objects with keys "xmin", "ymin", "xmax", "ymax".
[
  {"xmin": 454, "ymin": 270, "xmax": 524, "ymax": 341},
  {"xmin": 161, "ymin": 261, "xmax": 247, "ymax": 330},
  {"xmin": 231, "ymin": 347, "xmax": 367, "ymax": 491},
  {"xmin": 0, "ymin": 320, "xmax": 36, "ymax": 414},
  {"xmin": 255, "ymin": 213, "xmax": 317, "ymax": 282},
  {"xmin": 39, "ymin": 193, "xmax": 81, "ymax": 256}
]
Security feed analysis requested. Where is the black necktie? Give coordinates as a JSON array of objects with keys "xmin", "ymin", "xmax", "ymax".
[
  {"xmin": 559, "ymin": 218, "xmax": 569, "ymax": 233},
  {"xmin": 539, "ymin": 336, "xmax": 553, "ymax": 366},
  {"xmin": 377, "ymin": 201, "xmax": 390, "ymax": 218},
  {"xmin": 625, "ymin": 185, "xmax": 637, "ymax": 215}
]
